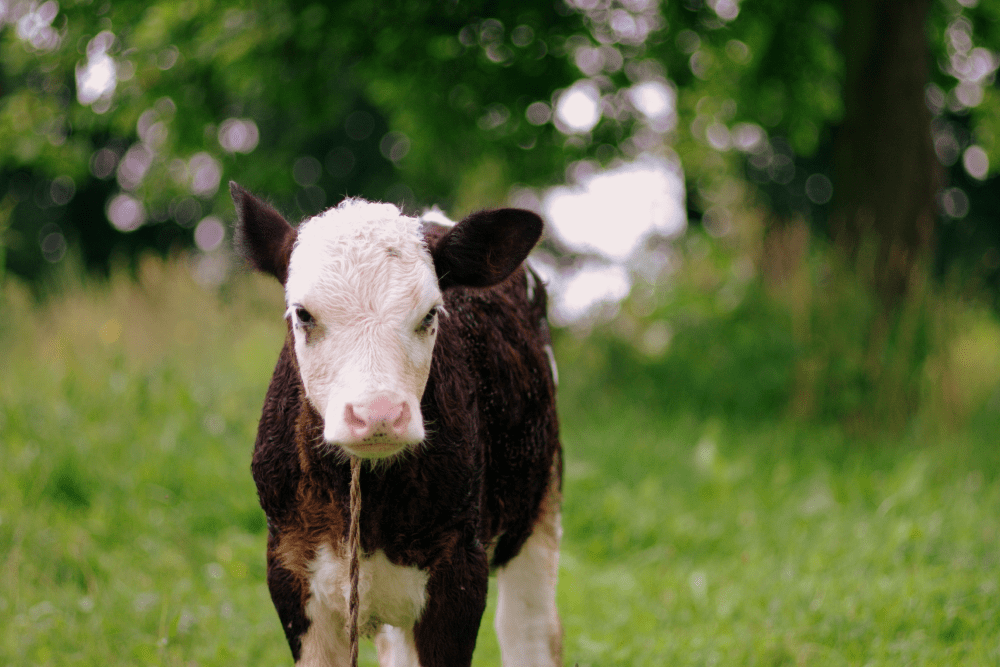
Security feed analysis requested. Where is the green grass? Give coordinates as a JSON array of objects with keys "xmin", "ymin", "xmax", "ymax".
[{"xmin": 2, "ymin": 257, "xmax": 1000, "ymax": 665}]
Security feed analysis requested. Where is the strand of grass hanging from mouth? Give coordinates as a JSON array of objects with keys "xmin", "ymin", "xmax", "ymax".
[{"xmin": 349, "ymin": 457, "xmax": 361, "ymax": 667}]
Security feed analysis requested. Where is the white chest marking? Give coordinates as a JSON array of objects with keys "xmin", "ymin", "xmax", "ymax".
[{"xmin": 306, "ymin": 544, "xmax": 429, "ymax": 635}]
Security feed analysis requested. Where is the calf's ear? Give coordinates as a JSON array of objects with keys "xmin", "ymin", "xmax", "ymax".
[
  {"xmin": 431, "ymin": 208, "xmax": 543, "ymax": 289},
  {"xmin": 230, "ymin": 181, "xmax": 297, "ymax": 284}
]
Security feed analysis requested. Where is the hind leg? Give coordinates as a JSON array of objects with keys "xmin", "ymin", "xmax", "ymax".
[
  {"xmin": 494, "ymin": 482, "xmax": 562, "ymax": 667},
  {"xmin": 375, "ymin": 625, "xmax": 419, "ymax": 667}
]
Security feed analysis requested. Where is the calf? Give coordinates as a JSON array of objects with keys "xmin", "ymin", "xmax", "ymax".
[{"xmin": 230, "ymin": 183, "xmax": 562, "ymax": 667}]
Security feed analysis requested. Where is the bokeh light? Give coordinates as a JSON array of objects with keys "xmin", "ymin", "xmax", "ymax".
[
  {"xmin": 805, "ymin": 174, "xmax": 833, "ymax": 205},
  {"xmin": 555, "ymin": 80, "xmax": 602, "ymax": 134},
  {"xmin": 525, "ymin": 101, "xmax": 552, "ymax": 126},
  {"xmin": 189, "ymin": 153, "xmax": 222, "ymax": 197},
  {"xmin": 194, "ymin": 216, "xmax": 225, "ymax": 252},
  {"xmin": 107, "ymin": 194, "xmax": 146, "ymax": 232},
  {"xmin": 76, "ymin": 31, "xmax": 117, "ymax": 107},
  {"xmin": 116, "ymin": 144, "xmax": 152, "ymax": 191},
  {"xmin": 218, "ymin": 118, "xmax": 260, "ymax": 154},
  {"xmin": 963, "ymin": 145, "xmax": 989, "ymax": 180},
  {"xmin": 38, "ymin": 223, "xmax": 66, "ymax": 263},
  {"xmin": 710, "ymin": 0, "xmax": 740, "ymax": 22},
  {"xmin": 629, "ymin": 79, "xmax": 676, "ymax": 133},
  {"xmin": 941, "ymin": 186, "xmax": 970, "ymax": 219},
  {"xmin": 557, "ymin": 261, "xmax": 631, "ymax": 323},
  {"xmin": 90, "ymin": 148, "xmax": 118, "ymax": 179},
  {"xmin": 731, "ymin": 123, "xmax": 766, "ymax": 153},
  {"xmin": 544, "ymin": 155, "xmax": 686, "ymax": 261},
  {"xmin": 49, "ymin": 175, "xmax": 75, "ymax": 206},
  {"xmin": 293, "ymin": 156, "xmax": 322, "ymax": 187},
  {"xmin": 15, "ymin": 0, "xmax": 60, "ymax": 51},
  {"xmin": 379, "ymin": 132, "xmax": 410, "ymax": 163}
]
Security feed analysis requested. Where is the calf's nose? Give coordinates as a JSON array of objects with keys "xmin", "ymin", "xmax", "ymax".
[{"xmin": 344, "ymin": 396, "xmax": 411, "ymax": 440}]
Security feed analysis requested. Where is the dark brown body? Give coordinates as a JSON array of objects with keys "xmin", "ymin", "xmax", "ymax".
[{"xmin": 251, "ymin": 243, "xmax": 561, "ymax": 665}]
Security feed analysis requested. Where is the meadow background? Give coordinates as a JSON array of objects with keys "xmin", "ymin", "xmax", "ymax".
[
  {"xmin": 5, "ymin": 0, "xmax": 1000, "ymax": 665},
  {"xmin": 3, "ymin": 252, "xmax": 1000, "ymax": 666}
]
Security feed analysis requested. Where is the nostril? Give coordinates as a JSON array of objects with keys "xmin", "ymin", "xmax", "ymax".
[
  {"xmin": 392, "ymin": 403, "xmax": 411, "ymax": 434},
  {"xmin": 344, "ymin": 404, "xmax": 366, "ymax": 429}
]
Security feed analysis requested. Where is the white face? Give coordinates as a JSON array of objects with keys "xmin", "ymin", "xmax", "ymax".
[{"xmin": 284, "ymin": 199, "xmax": 443, "ymax": 460}]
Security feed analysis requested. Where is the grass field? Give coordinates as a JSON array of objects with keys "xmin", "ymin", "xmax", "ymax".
[{"xmin": 3, "ymin": 257, "xmax": 1000, "ymax": 666}]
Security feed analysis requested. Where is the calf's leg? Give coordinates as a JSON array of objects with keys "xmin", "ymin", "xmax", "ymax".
[
  {"xmin": 297, "ymin": 606, "xmax": 351, "ymax": 666},
  {"xmin": 375, "ymin": 625, "xmax": 420, "ymax": 667},
  {"xmin": 413, "ymin": 544, "xmax": 489, "ymax": 667},
  {"xmin": 265, "ymin": 539, "xmax": 314, "ymax": 663},
  {"xmin": 494, "ymin": 481, "xmax": 562, "ymax": 667}
]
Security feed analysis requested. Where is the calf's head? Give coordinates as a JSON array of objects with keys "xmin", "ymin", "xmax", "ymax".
[{"xmin": 231, "ymin": 182, "xmax": 542, "ymax": 460}]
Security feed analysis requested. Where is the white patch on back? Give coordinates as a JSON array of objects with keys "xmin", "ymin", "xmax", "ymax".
[
  {"xmin": 418, "ymin": 205, "xmax": 456, "ymax": 227},
  {"xmin": 543, "ymin": 344, "xmax": 559, "ymax": 388}
]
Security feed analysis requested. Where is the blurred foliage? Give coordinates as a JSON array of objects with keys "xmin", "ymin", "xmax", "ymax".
[
  {"xmin": 558, "ymin": 218, "xmax": 1000, "ymax": 431},
  {"xmin": 3, "ymin": 0, "xmax": 1000, "ymax": 298},
  {"xmin": 654, "ymin": 1, "xmax": 1000, "ymax": 307},
  {"xmin": 590, "ymin": 287, "xmax": 799, "ymax": 419},
  {"xmin": 0, "ymin": 0, "xmax": 584, "ymax": 283},
  {"xmin": 2, "ymin": 0, "xmax": 1000, "ymax": 431}
]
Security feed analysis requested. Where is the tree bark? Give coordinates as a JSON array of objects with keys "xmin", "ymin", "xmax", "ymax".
[
  {"xmin": 831, "ymin": 0, "xmax": 941, "ymax": 311},
  {"xmin": 827, "ymin": 0, "xmax": 943, "ymax": 427}
]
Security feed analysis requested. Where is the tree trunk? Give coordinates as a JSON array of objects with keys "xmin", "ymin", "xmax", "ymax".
[
  {"xmin": 831, "ymin": 0, "xmax": 940, "ymax": 310},
  {"xmin": 829, "ymin": 0, "xmax": 942, "ymax": 427}
]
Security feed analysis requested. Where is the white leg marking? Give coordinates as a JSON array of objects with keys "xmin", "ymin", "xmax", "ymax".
[
  {"xmin": 495, "ymin": 488, "xmax": 562, "ymax": 667},
  {"xmin": 375, "ymin": 624, "xmax": 420, "ymax": 667},
  {"xmin": 299, "ymin": 544, "xmax": 429, "ymax": 666},
  {"xmin": 298, "ymin": 599, "xmax": 351, "ymax": 666}
]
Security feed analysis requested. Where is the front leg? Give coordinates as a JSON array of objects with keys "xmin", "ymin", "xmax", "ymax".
[
  {"xmin": 265, "ymin": 533, "xmax": 313, "ymax": 663},
  {"xmin": 413, "ymin": 543, "xmax": 489, "ymax": 667}
]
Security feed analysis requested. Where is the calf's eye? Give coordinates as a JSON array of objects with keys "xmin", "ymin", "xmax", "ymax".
[
  {"xmin": 419, "ymin": 306, "xmax": 438, "ymax": 332},
  {"xmin": 295, "ymin": 306, "xmax": 315, "ymax": 327}
]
